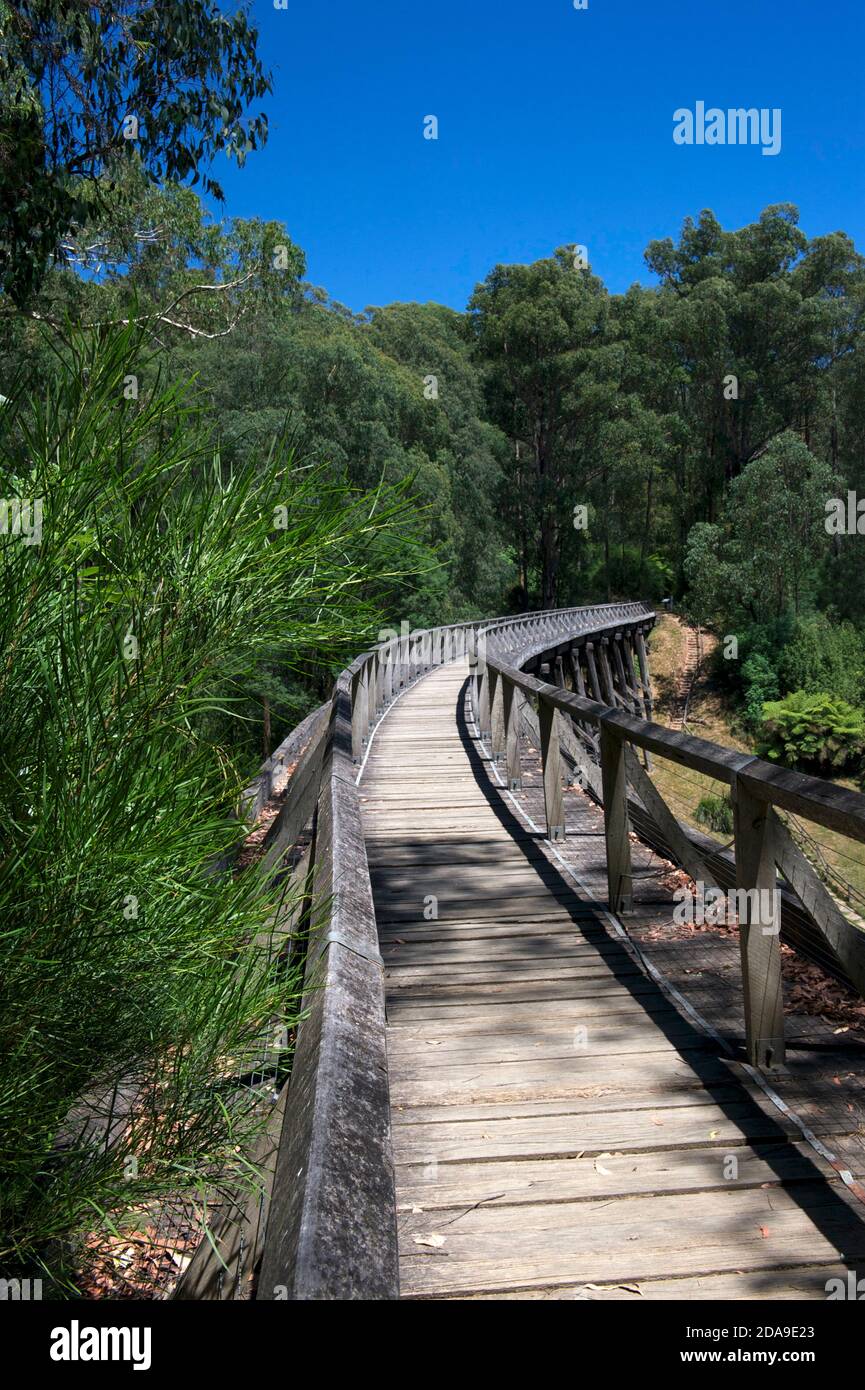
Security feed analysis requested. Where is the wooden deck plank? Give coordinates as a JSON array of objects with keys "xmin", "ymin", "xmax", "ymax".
[
  {"xmin": 398, "ymin": 1185, "xmax": 865, "ymax": 1297},
  {"xmin": 451, "ymin": 1264, "xmax": 853, "ymax": 1300},
  {"xmin": 394, "ymin": 1143, "xmax": 837, "ymax": 1209},
  {"xmin": 389, "ymin": 1101, "xmax": 798, "ymax": 1161}
]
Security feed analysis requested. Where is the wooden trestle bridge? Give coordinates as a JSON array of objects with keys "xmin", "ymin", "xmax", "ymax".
[{"xmin": 178, "ymin": 604, "xmax": 865, "ymax": 1301}]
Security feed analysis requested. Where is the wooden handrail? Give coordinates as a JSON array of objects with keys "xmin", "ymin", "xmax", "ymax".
[
  {"xmin": 484, "ymin": 654, "xmax": 865, "ymax": 844},
  {"xmin": 256, "ymin": 675, "xmax": 399, "ymax": 1300},
  {"xmin": 480, "ymin": 622, "xmax": 865, "ymax": 1073}
]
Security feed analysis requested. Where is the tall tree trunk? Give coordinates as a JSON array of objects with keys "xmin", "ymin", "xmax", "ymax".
[
  {"xmin": 603, "ymin": 461, "xmax": 612, "ymax": 601},
  {"xmin": 540, "ymin": 511, "xmax": 558, "ymax": 608},
  {"xmin": 516, "ymin": 444, "xmax": 527, "ymax": 592},
  {"xmin": 640, "ymin": 468, "xmax": 653, "ymax": 586}
]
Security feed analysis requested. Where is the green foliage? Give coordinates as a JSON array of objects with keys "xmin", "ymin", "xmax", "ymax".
[
  {"xmin": 756, "ymin": 691, "xmax": 865, "ymax": 772},
  {"xmin": 741, "ymin": 653, "xmax": 780, "ymax": 729},
  {"xmin": 469, "ymin": 249, "xmax": 615, "ymax": 607},
  {"xmin": 645, "ymin": 205, "xmax": 846, "ymax": 495},
  {"xmin": 694, "ymin": 794, "xmax": 734, "ymax": 836},
  {"xmin": 584, "ymin": 545, "xmax": 674, "ymax": 601},
  {"xmin": 164, "ymin": 291, "xmax": 515, "ymax": 628},
  {"xmin": 777, "ymin": 615, "xmax": 865, "ymax": 710},
  {"xmin": 6, "ymin": 187, "xmax": 865, "ymax": 646},
  {"xmin": 684, "ymin": 433, "xmax": 839, "ymax": 627},
  {"xmin": 723, "ymin": 434, "xmax": 838, "ymax": 619},
  {"xmin": 724, "ymin": 615, "xmax": 865, "ymax": 733},
  {"xmin": 10, "ymin": 2, "xmax": 865, "ymax": 1295},
  {"xmin": 682, "ymin": 523, "xmax": 725, "ymax": 627},
  {"xmin": 0, "ymin": 327, "xmax": 416, "ymax": 1289},
  {"xmin": 365, "ymin": 301, "xmax": 514, "ymax": 617}
]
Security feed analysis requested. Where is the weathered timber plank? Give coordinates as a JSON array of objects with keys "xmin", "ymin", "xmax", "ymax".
[
  {"xmin": 394, "ymin": 1142, "xmax": 832, "ymax": 1210},
  {"xmin": 385, "ymin": 971, "xmax": 662, "ymax": 1002},
  {"xmin": 389, "ymin": 1099, "xmax": 795, "ymax": 1163},
  {"xmin": 390, "ymin": 1089, "xmax": 745, "ymax": 1126},
  {"xmin": 386, "ymin": 1053, "xmax": 736, "ymax": 1107},
  {"xmin": 398, "ymin": 1186, "xmax": 865, "ymax": 1297},
  {"xmin": 380, "ymin": 937, "xmax": 641, "ymax": 965},
  {"xmin": 453, "ymin": 1265, "xmax": 852, "ymax": 1301}
]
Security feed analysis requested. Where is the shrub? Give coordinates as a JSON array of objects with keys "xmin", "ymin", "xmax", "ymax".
[
  {"xmin": 682, "ymin": 522, "xmax": 725, "ymax": 627},
  {"xmin": 694, "ymin": 794, "xmax": 734, "ymax": 836},
  {"xmin": 756, "ymin": 690, "xmax": 865, "ymax": 772},
  {"xmin": 741, "ymin": 652, "xmax": 780, "ymax": 729},
  {"xmin": 777, "ymin": 614, "xmax": 865, "ymax": 709}
]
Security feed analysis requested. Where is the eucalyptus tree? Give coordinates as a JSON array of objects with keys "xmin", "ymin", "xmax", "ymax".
[
  {"xmin": 683, "ymin": 431, "xmax": 839, "ymax": 626},
  {"xmin": 469, "ymin": 249, "xmax": 612, "ymax": 607},
  {"xmin": 0, "ymin": 0, "xmax": 271, "ymax": 307},
  {"xmin": 644, "ymin": 205, "xmax": 853, "ymax": 501},
  {"xmin": 365, "ymin": 301, "xmax": 513, "ymax": 615}
]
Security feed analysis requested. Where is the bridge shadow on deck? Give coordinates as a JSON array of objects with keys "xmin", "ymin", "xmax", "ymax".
[{"xmin": 437, "ymin": 675, "xmax": 865, "ymax": 1269}]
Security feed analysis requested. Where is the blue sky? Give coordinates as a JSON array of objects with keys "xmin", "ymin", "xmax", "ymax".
[{"xmin": 213, "ymin": 0, "xmax": 865, "ymax": 311}]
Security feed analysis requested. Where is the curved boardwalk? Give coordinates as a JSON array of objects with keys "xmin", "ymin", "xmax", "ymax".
[{"xmin": 360, "ymin": 658, "xmax": 865, "ymax": 1300}]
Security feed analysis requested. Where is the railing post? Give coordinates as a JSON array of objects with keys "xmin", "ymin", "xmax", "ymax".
[
  {"xmin": 351, "ymin": 667, "xmax": 365, "ymax": 761},
  {"xmin": 360, "ymin": 661, "xmax": 371, "ymax": 740},
  {"xmin": 538, "ymin": 694, "xmax": 565, "ymax": 840},
  {"xmin": 733, "ymin": 781, "xmax": 785, "ymax": 1070},
  {"xmin": 585, "ymin": 641, "xmax": 603, "ymax": 704},
  {"xmin": 399, "ymin": 626, "xmax": 410, "ymax": 689},
  {"xmin": 568, "ymin": 646, "xmax": 597, "ymax": 755},
  {"xmin": 369, "ymin": 651, "xmax": 380, "ymax": 718},
  {"xmin": 569, "ymin": 647, "xmax": 587, "ymax": 702},
  {"xmin": 472, "ymin": 631, "xmax": 483, "ymax": 723},
  {"xmin": 382, "ymin": 644, "xmax": 394, "ymax": 706},
  {"xmin": 489, "ymin": 667, "xmax": 505, "ymax": 762},
  {"xmin": 502, "ymin": 676, "xmax": 522, "ymax": 789},
  {"xmin": 477, "ymin": 662, "xmax": 491, "ymax": 740},
  {"xmin": 600, "ymin": 721, "xmax": 632, "ymax": 912}
]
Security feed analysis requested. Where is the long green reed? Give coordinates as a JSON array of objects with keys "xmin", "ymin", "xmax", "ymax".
[{"xmin": 0, "ymin": 324, "xmax": 414, "ymax": 1291}]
